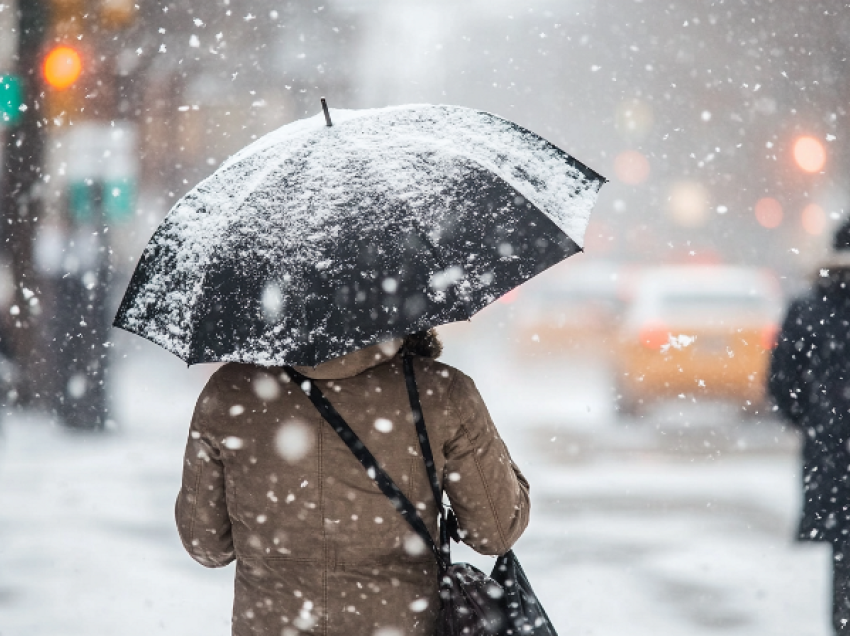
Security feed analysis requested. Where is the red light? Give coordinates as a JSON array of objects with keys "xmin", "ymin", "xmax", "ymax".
[
  {"xmin": 793, "ymin": 136, "xmax": 826, "ymax": 173},
  {"xmin": 761, "ymin": 324, "xmax": 779, "ymax": 350},
  {"xmin": 640, "ymin": 322, "xmax": 669, "ymax": 349},
  {"xmin": 43, "ymin": 46, "xmax": 82, "ymax": 90}
]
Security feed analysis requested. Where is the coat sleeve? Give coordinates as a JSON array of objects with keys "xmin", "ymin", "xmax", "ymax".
[
  {"xmin": 175, "ymin": 373, "xmax": 235, "ymax": 568},
  {"xmin": 768, "ymin": 298, "xmax": 813, "ymax": 427},
  {"xmin": 442, "ymin": 372, "xmax": 530, "ymax": 556}
]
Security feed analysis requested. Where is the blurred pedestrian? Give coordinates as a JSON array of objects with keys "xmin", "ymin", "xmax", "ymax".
[
  {"xmin": 769, "ymin": 218, "xmax": 850, "ymax": 634},
  {"xmin": 0, "ymin": 315, "xmax": 16, "ymax": 413},
  {"xmin": 175, "ymin": 330, "xmax": 530, "ymax": 636}
]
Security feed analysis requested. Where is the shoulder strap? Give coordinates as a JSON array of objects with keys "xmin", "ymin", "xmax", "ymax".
[
  {"xmin": 403, "ymin": 354, "xmax": 460, "ymax": 550},
  {"xmin": 402, "ymin": 354, "xmax": 443, "ymax": 512},
  {"xmin": 283, "ymin": 364, "xmax": 447, "ymax": 569}
]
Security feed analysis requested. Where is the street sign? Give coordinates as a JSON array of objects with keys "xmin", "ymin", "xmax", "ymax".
[
  {"xmin": 64, "ymin": 121, "xmax": 139, "ymax": 221},
  {"xmin": 68, "ymin": 177, "xmax": 135, "ymax": 222},
  {"xmin": 0, "ymin": 74, "xmax": 23, "ymax": 126}
]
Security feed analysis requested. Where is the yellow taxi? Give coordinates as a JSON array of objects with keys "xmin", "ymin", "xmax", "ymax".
[
  {"xmin": 614, "ymin": 265, "xmax": 782, "ymax": 416},
  {"xmin": 512, "ymin": 259, "xmax": 626, "ymax": 359}
]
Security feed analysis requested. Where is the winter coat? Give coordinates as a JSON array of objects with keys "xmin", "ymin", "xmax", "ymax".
[
  {"xmin": 175, "ymin": 342, "xmax": 531, "ymax": 636},
  {"xmin": 769, "ymin": 270, "xmax": 850, "ymax": 543}
]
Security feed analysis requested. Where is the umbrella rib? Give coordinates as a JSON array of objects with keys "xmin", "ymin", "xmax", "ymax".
[{"xmin": 413, "ymin": 225, "xmax": 474, "ymax": 323}]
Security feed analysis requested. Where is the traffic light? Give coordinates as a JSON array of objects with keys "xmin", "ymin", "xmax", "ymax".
[
  {"xmin": 43, "ymin": 45, "xmax": 82, "ymax": 90},
  {"xmin": 42, "ymin": 42, "xmax": 86, "ymax": 121},
  {"xmin": 43, "ymin": 0, "xmax": 86, "ymax": 122}
]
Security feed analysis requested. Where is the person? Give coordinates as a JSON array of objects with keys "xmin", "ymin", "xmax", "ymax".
[
  {"xmin": 769, "ymin": 219, "xmax": 850, "ymax": 635},
  {"xmin": 175, "ymin": 329, "xmax": 530, "ymax": 636},
  {"xmin": 0, "ymin": 317, "xmax": 16, "ymax": 414}
]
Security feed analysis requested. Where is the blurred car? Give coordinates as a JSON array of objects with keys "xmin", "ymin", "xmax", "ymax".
[
  {"xmin": 614, "ymin": 265, "xmax": 782, "ymax": 415},
  {"xmin": 513, "ymin": 260, "xmax": 626, "ymax": 358}
]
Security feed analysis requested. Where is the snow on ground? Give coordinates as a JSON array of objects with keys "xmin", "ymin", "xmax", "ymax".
[{"xmin": 0, "ymin": 332, "xmax": 832, "ymax": 635}]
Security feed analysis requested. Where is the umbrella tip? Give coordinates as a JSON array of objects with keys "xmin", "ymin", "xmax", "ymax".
[{"xmin": 321, "ymin": 97, "xmax": 332, "ymax": 127}]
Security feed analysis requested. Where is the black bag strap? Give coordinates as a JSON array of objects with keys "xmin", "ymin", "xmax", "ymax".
[
  {"xmin": 402, "ymin": 354, "xmax": 444, "ymax": 515},
  {"xmin": 402, "ymin": 353, "xmax": 458, "ymax": 554},
  {"xmin": 283, "ymin": 364, "xmax": 448, "ymax": 569}
]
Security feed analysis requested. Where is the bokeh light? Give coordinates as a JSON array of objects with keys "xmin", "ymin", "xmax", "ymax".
[
  {"xmin": 801, "ymin": 203, "xmax": 826, "ymax": 235},
  {"xmin": 614, "ymin": 98, "xmax": 654, "ymax": 143},
  {"xmin": 793, "ymin": 136, "xmax": 826, "ymax": 173},
  {"xmin": 43, "ymin": 46, "xmax": 82, "ymax": 90},
  {"xmin": 613, "ymin": 150, "xmax": 650, "ymax": 185},
  {"xmin": 754, "ymin": 197, "xmax": 783, "ymax": 229},
  {"xmin": 667, "ymin": 180, "xmax": 710, "ymax": 227}
]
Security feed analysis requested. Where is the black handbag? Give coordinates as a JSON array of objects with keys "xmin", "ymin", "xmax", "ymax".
[{"xmin": 285, "ymin": 355, "xmax": 558, "ymax": 636}]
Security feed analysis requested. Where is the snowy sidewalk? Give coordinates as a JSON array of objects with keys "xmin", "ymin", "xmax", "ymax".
[{"xmin": 0, "ymin": 350, "xmax": 233, "ymax": 635}]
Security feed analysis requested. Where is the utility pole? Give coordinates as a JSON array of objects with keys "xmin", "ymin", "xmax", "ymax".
[
  {"xmin": 2, "ymin": 0, "xmax": 137, "ymax": 428},
  {"xmin": 0, "ymin": 1, "xmax": 48, "ymax": 409},
  {"xmin": 42, "ymin": 0, "xmax": 137, "ymax": 431}
]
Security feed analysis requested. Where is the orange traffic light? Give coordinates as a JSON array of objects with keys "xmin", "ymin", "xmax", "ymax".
[
  {"xmin": 43, "ymin": 46, "xmax": 82, "ymax": 90},
  {"xmin": 793, "ymin": 136, "xmax": 826, "ymax": 173}
]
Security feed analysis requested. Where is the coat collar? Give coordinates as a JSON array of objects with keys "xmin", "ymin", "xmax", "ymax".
[{"xmin": 291, "ymin": 339, "xmax": 404, "ymax": 380}]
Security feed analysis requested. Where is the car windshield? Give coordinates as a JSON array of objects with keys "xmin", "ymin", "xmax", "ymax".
[{"xmin": 658, "ymin": 292, "xmax": 772, "ymax": 320}]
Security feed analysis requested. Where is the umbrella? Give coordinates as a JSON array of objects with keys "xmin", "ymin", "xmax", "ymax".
[{"xmin": 114, "ymin": 103, "xmax": 607, "ymax": 366}]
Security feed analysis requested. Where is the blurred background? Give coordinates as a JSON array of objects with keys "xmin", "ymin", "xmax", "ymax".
[{"xmin": 1, "ymin": 0, "xmax": 848, "ymax": 634}]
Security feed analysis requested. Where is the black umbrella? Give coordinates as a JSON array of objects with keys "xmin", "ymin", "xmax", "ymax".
[{"xmin": 114, "ymin": 103, "xmax": 606, "ymax": 366}]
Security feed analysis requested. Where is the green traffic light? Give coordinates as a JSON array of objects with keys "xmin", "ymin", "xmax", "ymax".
[{"xmin": 0, "ymin": 74, "xmax": 24, "ymax": 126}]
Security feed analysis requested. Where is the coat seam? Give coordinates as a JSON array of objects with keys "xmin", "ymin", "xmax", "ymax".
[
  {"xmin": 187, "ymin": 447, "xmax": 204, "ymax": 552},
  {"xmin": 460, "ymin": 423, "xmax": 509, "ymax": 552},
  {"xmin": 185, "ymin": 371, "xmax": 219, "ymax": 551},
  {"xmin": 442, "ymin": 369, "xmax": 462, "ymax": 445}
]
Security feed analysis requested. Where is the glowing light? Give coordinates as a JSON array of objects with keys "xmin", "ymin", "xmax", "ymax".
[
  {"xmin": 793, "ymin": 136, "xmax": 826, "ymax": 173},
  {"xmin": 639, "ymin": 323, "xmax": 669, "ymax": 349},
  {"xmin": 801, "ymin": 203, "xmax": 826, "ymax": 235},
  {"xmin": 754, "ymin": 197, "xmax": 783, "ymax": 229},
  {"xmin": 667, "ymin": 180, "xmax": 709, "ymax": 227},
  {"xmin": 761, "ymin": 324, "xmax": 779, "ymax": 350},
  {"xmin": 613, "ymin": 150, "xmax": 650, "ymax": 185},
  {"xmin": 43, "ymin": 46, "xmax": 82, "ymax": 90}
]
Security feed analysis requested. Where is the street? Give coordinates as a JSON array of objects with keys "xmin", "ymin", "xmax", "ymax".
[{"xmin": 0, "ymin": 332, "xmax": 830, "ymax": 635}]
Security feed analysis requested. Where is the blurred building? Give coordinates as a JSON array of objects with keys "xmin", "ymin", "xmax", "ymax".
[
  {"xmin": 4, "ymin": 0, "xmax": 849, "ymax": 372},
  {"xmin": 351, "ymin": 0, "xmax": 850, "ymax": 281},
  {"xmin": 47, "ymin": 0, "xmax": 843, "ymax": 287}
]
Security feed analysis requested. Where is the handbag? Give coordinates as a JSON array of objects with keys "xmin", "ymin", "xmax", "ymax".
[{"xmin": 285, "ymin": 354, "xmax": 558, "ymax": 636}]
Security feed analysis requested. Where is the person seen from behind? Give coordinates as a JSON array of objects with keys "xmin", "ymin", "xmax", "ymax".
[
  {"xmin": 769, "ymin": 218, "xmax": 850, "ymax": 635},
  {"xmin": 175, "ymin": 329, "xmax": 530, "ymax": 636}
]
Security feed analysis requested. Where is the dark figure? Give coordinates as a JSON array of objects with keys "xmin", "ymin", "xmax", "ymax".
[
  {"xmin": 0, "ymin": 318, "xmax": 16, "ymax": 410},
  {"xmin": 769, "ymin": 221, "xmax": 850, "ymax": 634}
]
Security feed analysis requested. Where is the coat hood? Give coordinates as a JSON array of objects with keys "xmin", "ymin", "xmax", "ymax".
[{"xmin": 290, "ymin": 338, "xmax": 404, "ymax": 380}]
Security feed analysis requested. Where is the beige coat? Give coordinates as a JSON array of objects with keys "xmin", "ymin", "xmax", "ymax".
[{"xmin": 176, "ymin": 343, "xmax": 530, "ymax": 636}]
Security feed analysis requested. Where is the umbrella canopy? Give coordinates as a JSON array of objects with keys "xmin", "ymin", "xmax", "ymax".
[{"xmin": 114, "ymin": 104, "xmax": 606, "ymax": 366}]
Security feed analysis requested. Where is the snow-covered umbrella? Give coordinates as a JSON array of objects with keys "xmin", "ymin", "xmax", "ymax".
[{"xmin": 113, "ymin": 103, "xmax": 607, "ymax": 367}]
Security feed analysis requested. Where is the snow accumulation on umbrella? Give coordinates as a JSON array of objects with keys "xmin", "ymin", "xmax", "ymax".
[
  {"xmin": 217, "ymin": 104, "xmax": 601, "ymax": 242},
  {"xmin": 115, "ymin": 104, "xmax": 606, "ymax": 367}
]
